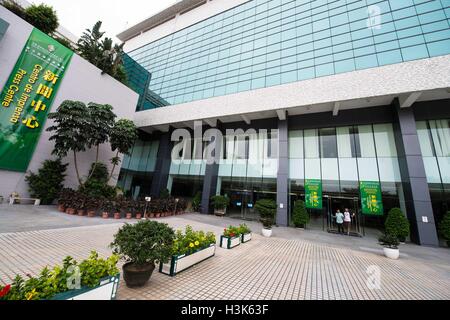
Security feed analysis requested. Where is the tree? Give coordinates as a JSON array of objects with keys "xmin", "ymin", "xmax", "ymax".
[
  {"xmin": 108, "ymin": 119, "xmax": 138, "ymax": 182},
  {"xmin": 25, "ymin": 158, "xmax": 68, "ymax": 204},
  {"xmin": 24, "ymin": 3, "xmax": 59, "ymax": 34},
  {"xmin": 255, "ymin": 199, "xmax": 277, "ymax": 229},
  {"xmin": 77, "ymin": 21, "xmax": 127, "ymax": 84},
  {"xmin": 1, "ymin": 0, "xmax": 25, "ymax": 19},
  {"xmin": 292, "ymin": 200, "xmax": 309, "ymax": 228},
  {"xmin": 385, "ymin": 208, "xmax": 410, "ymax": 241},
  {"xmin": 86, "ymin": 103, "xmax": 116, "ymax": 181},
  {"xmin": 47, "ymin": 100, "xmax": 91, "ymax": 186}
]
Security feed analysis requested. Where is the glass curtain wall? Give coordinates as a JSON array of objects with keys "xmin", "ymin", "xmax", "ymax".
[
  {"xmin": 118, "ymin": 139, "xmax": 160, "ymax": 199},
  {"xmin": 168, "ymin": 137, "xmax": 206, "ymax": 198},
  {"xmin": 218, "ymin": 129, "xmax": 279, "ymax": 220},
  {"xmin": 289, "ymin": 123, "xmax": 403, "ymax": 232},
  {"xmin": 417, "ymin": 119, "xmax": 450, "ymax": 240}
]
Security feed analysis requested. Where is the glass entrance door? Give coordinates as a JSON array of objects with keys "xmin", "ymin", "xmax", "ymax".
[
  {"xmin": 226, "ymin": 189, "xmax": 257, "ymax": 221},
  {"xmin": 327, "ymin": 196, "xmax": 362, "ymax": 237}
]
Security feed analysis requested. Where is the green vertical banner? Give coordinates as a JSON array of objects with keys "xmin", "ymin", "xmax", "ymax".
[
  {"xmin": 360, "ymin": 181, "xmax": 384, "ymax": 215},
  {"xmin": 0, "ymin": 28, "xmax": 73, "ymax": 172},
  {"xmin": 305, "ymin": 179, "xmax": 322, "ymax": 209}
]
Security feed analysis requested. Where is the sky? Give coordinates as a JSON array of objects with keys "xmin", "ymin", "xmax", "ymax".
[{"xmin": 34, "ymin": 0, "xmax": 178, "ymax": 42}]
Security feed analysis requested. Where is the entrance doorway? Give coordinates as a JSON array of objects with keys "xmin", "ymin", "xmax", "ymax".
[
  {"xmin": 326, "ymin": 196, "xmax": 362, "ymax": 237},
  {"xmin": 225, "ymin": 189, "xmax": 275, "ymax": 221}
]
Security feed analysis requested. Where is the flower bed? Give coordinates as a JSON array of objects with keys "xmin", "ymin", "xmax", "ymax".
[
  {"xmin": 220, "ymin": 226, "xmax": 241, "ymax": 249},
  {"xmin": 159, "ymin": 226, "xmax": 216, "ymax": 277},
  {"xmin": 0, "ymin": 251, "xmax": 119, "ymax": 300}
]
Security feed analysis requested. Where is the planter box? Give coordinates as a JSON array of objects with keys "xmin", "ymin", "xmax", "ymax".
[
  {"xmin": 159, "ymin": 244, "xmax": 215, "ymax": 277},
  {"xmin": 241, "ymin": 232, "xmax": 252, "ymax": 243},
  {"xmin": 220, "ymin": 235, "xmax": 240, "ymax": 249},
  {"xmin": 51, "ymin": 274, "xmax": 120, "ymax": 300}
]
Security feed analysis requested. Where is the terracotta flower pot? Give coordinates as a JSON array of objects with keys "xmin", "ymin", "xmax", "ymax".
[
  {"xmin": 65, "ymin": 208, "xmax": 71, "ymax": 214},
  {"xmin": 87, "ymin": 210, "xmax": 96, "ymax": 218},
  {"xmin": 149, "ymin": 213, "xmax": 155, "ymax": 218},
  {"xmin": 68, "ymin": 208, "xmax": 76, "ymax": 215},
  {"xmin": 102, "ymin": 212, "xmax": 109, "ymax": 219},
  {"xmin": 58, "ymin": 204, "xmax": 65, "ymax": 212},
  {"xmin": 155, "ymin": 213, "xmax": 161, "ymax": 218},
  {"xmin": 114, "ymin": 212, "xmax": 121, "ymax": 219},
  {"xmin": 126, "ymin": 213, "xmax": 132, "ymax": 219},
  {"xmin": 77, "ymin": 209, "xmax": 85, "ymax": 216},
  {"xmin": 135, "ymin": 213, "xmax": 142, "ymax": 220}
]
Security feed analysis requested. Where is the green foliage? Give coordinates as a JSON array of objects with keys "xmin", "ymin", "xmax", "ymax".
[
  {"xmin": 110, "ymin": 220, "xmax": 175, "ymax": 266},
  {"xmin": 439, "ymin": 212, "xmax": 450, "ymax": 241},
  {"xmin": 292, "ymin": 200, "xmax": 309, "ymax": 227},
  {"xmin": 223, "ymin": 225, "xmax": 240, "ymax": 238},
  {"xmin": 378, "ymin": 233, "xmax": 400, "ymax": 249},
  {"xmin": 385, "ymin": 208, "xmax": 410, "ymax": 240},
  {"xmin": 192, "ymin": 191, "xmax": 202, "ymax": 212},
  {"xmin": 110, "ymin": 119, "xmax": 137, "ymax": 155},
  {"xmin": 160, "ymin": 188, "xmax": 170, "ymax": 199},
  {"xmin": 211, "ymin": 195, "xmax": 230, "ymax": 210},
  {"xmin": 24, "ymin": 3, "xmax": 59, "ymax": 34},
  {"xmin": 78, "ymin": 162, "xmax": 116, "ymax": 198},
  {"xmin": 238, "ymin": 224, "xmax": 251, "ymax": 234},
  {"xmin": 172, "ymin": 225, "xmax": 216, "ymax": 256},
  {"xmin": 1, "ymin": 0, "xmax": 25, "ymax": 19},
  {"xmin": 255, "ymin": 199, "xmax": 277, "ymax": 228},
  {"xmin": 77, "ymin": 21, "xmax": 127, "ymax": 84},
  {"xmin": 25, "ymin": 158, "xmax": 68, "ymax": 205},
  {"xmin": 51, "ymin": 35, "xmax": 74, "ymax": 50},
  {"xmin": 0, "ymin": 251, "xmax": 119, "ymax": 300},
  {"xmin": 86, "ymin": 103, "xmax": 116, "ymax": 149},
  {"xmin": 47, "ymin": 100, "xmax": 91, "ymax": 158}
]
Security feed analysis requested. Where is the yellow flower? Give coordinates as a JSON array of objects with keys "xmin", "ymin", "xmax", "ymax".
[
  {"xmin": 26, "ymin": 288, "xmax": 37, "ymax": 300},
  {"xmin": 189, "ymin": 243, "xmax": 194, "ymax": 248},
  {"xmin": 194, "ymin": 241, "xmax": 200, "ymax": 246}
]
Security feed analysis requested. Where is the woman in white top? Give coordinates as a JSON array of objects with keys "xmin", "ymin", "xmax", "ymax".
[{"xmin": 343, "ymin": 208, "xmax": 352, "ymax": 235}]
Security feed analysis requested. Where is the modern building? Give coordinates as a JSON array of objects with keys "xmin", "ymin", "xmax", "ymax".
[{"xmin": 116, "ymin": 0, "xmax": 450, "ymax": 246}]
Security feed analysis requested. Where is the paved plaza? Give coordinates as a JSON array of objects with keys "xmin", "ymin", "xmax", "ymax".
[{"xmin": 0, "ymin": 205, "xmax": 449, "ymax": 300}]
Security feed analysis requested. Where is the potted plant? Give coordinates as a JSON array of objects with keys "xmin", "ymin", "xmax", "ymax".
[
  {"xmin": 379, "ymin": 233, "xmax": 400, "ymax": 259},
  {"xmin": 133, "ymin": 200, "xmax": 142, "ymax": 219},
  {"xmin": 125, "ymin": 199, "xmax": 133, "ymax": 219},
  {"xmin": 220, "ymin": 226, "xmax": 241, "ymax": 249},
  {"xmin": 439, "ymin": 211, "xmax": 450, "ymax": 247},
  {"xmin": 0, "ymin": 251, "xmax": 120, "ymax": 300},
  {"xmin": 160, "ymin": 225, "xmax": 216, "ymax": 277},
  {"xmin": 76, "ymin": 194, "xmax": 87, "ymax": 216},
  {"xmin": 255, "ymin": 199, "xmax": 276, "ymax": 237},
  {"xmin": 101, "ymin": 199, "xmax": 112, "ymax": 219},
  {"xmin": 110, "ymin": 220, "xmax": 175, "ymax": 288},
  {"xmin": 85, "ymin": 197, "xmax": 98, "ymax": 218},
  {"xmin": 211, "ymin": 195, "xmax": 230, "ymax": 216},
  {"xmin": 113, "ymin": 198, "xmax": 122, "ymax": 219},
  {"xmin": 385, "ymin": 208, "xmax": 410, "ymax": 243},
  {"xmin": 239, "ymin": 224, "xmax": 252, "ymax": 243},
  {"xmin": 192, "ymin": 191, "xmax": 202, "ymax": 212},
  {"xmin": 292, "ymin": 200, "xmax": 309, "ymax": 229}
]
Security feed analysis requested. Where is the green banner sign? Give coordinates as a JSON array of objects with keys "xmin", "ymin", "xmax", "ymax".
[
  {"xmin": 305, "ymin": 179, "xmax": 322, "ymax": 209},
  {"xmin": 360, "ymin": 181, "xmax": 384, "ymax": 215},
  {"xmin": 0, "ymin": 28, "xmax": 73, "ymax": 172}
]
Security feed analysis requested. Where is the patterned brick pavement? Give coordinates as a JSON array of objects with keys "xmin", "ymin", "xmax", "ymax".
[{"xmin": 1, "ymin": 216, "xmax": 449, "ymax": 300}]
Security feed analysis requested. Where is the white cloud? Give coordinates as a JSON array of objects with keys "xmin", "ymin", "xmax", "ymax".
[{"xmin": 35, "ymin": 0, "xmax": 177, "ymax": 42}]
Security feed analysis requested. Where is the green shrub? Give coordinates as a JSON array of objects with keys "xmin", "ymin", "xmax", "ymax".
[
  {"xmin": 110, "ymin": 220, "xmax": 175, "ymax": 266},
  {"xmin": 0, "ymin": 251, "xmax": 118, "ymax": 300},
  {"xmin": 211, "ymin": 195, "xmax": 230, "ymax": 210},
  {"xmin": 255, "ymin": 199, "xmax": 277, "ymax": 228},
  {"xmin": 79, "ymin": 162, "xmax": 116, "ymax": 199},
  {"xmin": 238, "ymin": 224, "xmax": 251, "ymax": 234},
  {"xmin": 378, "ymin": 233, "xmax": 400, "ymax": 249},
  {"xmin": 385, "ymin": 208, "xmax": 410, "ymax": 241},
  {"xmin": 159, "ymin": 188, "xmax": 170, "ymax": 199},
  {"xmin": 24, "ymin": 3, "xmax": 59, "ymax": 34},
  {"xmin": 25, "ymin": 158, "xmax": 68, "ymax": 205},
  {"xmin": 439, "ymin": 212, "xmax": 450, "ymax": 241},
  {"xmin": 292, "ymin": 200, "xmax": 309, "ymax": 227},
  {"xmin": 192, "ymin": 191, "xmax": 202, "ymax": 212}
]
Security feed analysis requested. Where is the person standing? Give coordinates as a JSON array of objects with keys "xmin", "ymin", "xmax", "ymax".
[
  {"xmin": 335, "ymin": 209, "xmax": 345, "ymax": 234},
  {"xmin": 344, "ymin": 208, "xmax": 352, "ymax": 235}
]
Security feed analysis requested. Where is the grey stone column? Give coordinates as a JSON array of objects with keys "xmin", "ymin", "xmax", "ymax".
[
  {"xmin": 276, "ymin": 119, "xmax": 289, "ymax": 226},
  {"xmin": 150, "ymin": 129, "xmax": 173, "ymax": 198},
  {"xmin": 201, "ymin": 124, "xmax": 222, "ymax": 214},
  {"xmin": 392, "ymin": 98, "xmax": 439, "ymax": 246}
]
